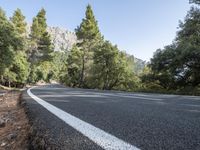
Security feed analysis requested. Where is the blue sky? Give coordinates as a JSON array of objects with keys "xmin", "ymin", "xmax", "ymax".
[{"xmin": 0, "ymin": 0, "xmax": 191, "ymax": 61}]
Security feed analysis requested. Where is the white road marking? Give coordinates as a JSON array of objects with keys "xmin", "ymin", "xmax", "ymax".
[
  {"xmin": 27, "ymin": 88, "xmax": 140, "ymax": 150},
  {"xmin": 120, "ymin": 95, "xmax": 163, "ymax": 101},
  {"xmin": 33, "ymin": 88, "xmax": 163, "ymax": 101},
  {"xmin": 0, "ymin": 93, "xmax": 5, "ymax": 96},
  {"xmin": 181, "ymin": 104, "xmax": 200, "ymax": 107},
  {"xmin": 95, "ymin": 93, "xmax": 163, "ymax": 101},
  {"xmin": 38, "ymin": 94, "xmax": 107, "ymax": 98}
]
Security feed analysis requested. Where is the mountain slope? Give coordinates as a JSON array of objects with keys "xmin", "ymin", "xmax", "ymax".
[
  {"xmin": 47, "ymin": 27, "xmax": 77, "ymax": 52},
  {"xmin": 45, "ymin": 26, "xmax": 146, "ymax": 73}
]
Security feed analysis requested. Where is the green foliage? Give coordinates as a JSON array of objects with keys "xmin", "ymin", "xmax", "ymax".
[
  {"xmin": 9, "ymin": 51, "xmax": 29, "ymax": 84},
  {"xmin": 11, "ymin": 8, "xmax": 28, "ymax": 52},
  {"xmin": 28, "ymin": 8, "xmax": 53, "ymax": 83},
  {"xmin": 0, "ymin": 4, "xmax": 145, "ymax": 93},
  {"xmin": 62, "ymin": 5, "xmax": 139, "ymax": 91},
  {"xmin": 51, "ymin": 51, "xmax": 68, "ymax": 80},
  {"xmin": 143, "ymin": 4, "xmax": 200, "ymax": 93},
  {"xmin": 75, "ymin": 5, "xmax": 101, "ymax": 41},
  {"xmin": 92, "ymin": 41, "xmax": 118, "ymax": 89},
  {"xmin": 67, "ymin": 45, "xmax": 82, "ymax": 87},
  {"xmin": 38, "ymin": 32, "xmax": 53, "ymax": 62},
  {"xmin": 92, "ymin": 41, "xmax": 139, "ymax": 90},
  {"xmin": 29, "ymin": 8, "xmax": 53, "ymax": 64},
  {"xmin": 75, "ymin": 5, "xmax": 102, "ymax": 87},
  {"xmin": 0, "ymin": 8, "xmax": 23, "ymax": 79},
  {"xmin": 190, "ymin": 0, "xmax": 200, "ymax": 5},
  {"xmin": 0, "ymin": 7, "xmax": 55, "ymax": 86},
  {"xmin": 36, "ymin": 8, "xmax": 47, "ymax": 35},
  {"xmin": 8, "ymin": 9, "xmax": 29, "ymax": 84},
  {"xmin": 30, "ymin": 17, "xmax": 39, "ymax": 40},
  {"xmin": 10, "ymin": 8, "xmax": 27, "ymax": 36}
]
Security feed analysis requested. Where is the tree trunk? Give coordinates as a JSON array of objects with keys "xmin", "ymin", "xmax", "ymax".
[
  {"xmin": 8, "ymin": 81, "xmax": 10, "ymax": 88},
  {"xmin": 0, "ymin": 75, "xmax": 3, "ymax": 85},
  {"xmin": 80, "ymin": 55, "xmax": 85, "ymax": 88},
  {"xmin": 103, "ymin": 71, "xmax": 109, "ymax": 90}
]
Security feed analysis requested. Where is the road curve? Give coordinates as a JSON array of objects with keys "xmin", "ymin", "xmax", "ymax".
[{"xmin": 24, "ymin": 84, "xmax": 200, "ymax": 150}]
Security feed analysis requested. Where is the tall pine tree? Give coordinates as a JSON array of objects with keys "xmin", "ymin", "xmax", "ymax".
[
  {"xmin": 9, "ymin": 9, "xmax": 29, "ymax": 86},
  {"xmin": 75, "ymin": 4, "xmax": 102, "ymax": 87},
  {"xmin": 10, "ymin": 8, "xmax": 27, "ymax": 36},
  {"xmin": 0, "ymin": 8, "xmax": 23, "ymax": 86},
  {"xmin": 29, "ymin": 8, "xmax": 52, "ymax": 64},
  {"xmin": 29, "ymin": 8, "xmax": 53, "ymax": 83}
]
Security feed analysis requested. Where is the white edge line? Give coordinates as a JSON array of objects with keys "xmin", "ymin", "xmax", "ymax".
[
  {"xmin": 98, "ymin": 93, "xmax": 163, "ymax": 101},
  {"xmin": 27, "ymin": 87, "xmax": 140, "ymax": 150},
  {"xmin": 0, "ymin": 93, "xmax": 5, "ymax": 96}
]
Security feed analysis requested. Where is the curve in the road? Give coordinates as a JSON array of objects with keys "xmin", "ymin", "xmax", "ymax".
[{"xmin": 27, "ymin": 87, "xmax": 140, "ymax": 150}]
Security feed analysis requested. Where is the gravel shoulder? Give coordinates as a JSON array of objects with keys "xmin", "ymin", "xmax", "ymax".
[{"xmin": 0, "ymin": 91, "xmax": 30, "ymax": 150}]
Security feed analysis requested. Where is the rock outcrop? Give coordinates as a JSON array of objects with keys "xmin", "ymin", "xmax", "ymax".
[
  {"xmin": 47, "ymin": 27, "xmax": 77, "ymax": 52},
  {"xmin": 27, "ymin": 25, "xmax": 77, "ymax": 52}
]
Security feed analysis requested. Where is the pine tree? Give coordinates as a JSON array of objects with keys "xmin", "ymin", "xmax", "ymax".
[
  {"xmin": 0, "ymin": 8, "xmax": 7, "ymax": 23},
  {"xmin": 93, "ymin": 41, "xmax": 129, "ymax": 90},
  {"xmin": 11, "ymin": 8, "xmax": 28, "ymax": 52},
  {"xmin": 29, "ymin": 8, "xmax": 52, "ymax": 62},
  {"xmin": 9, "ymin": 9, "xmax": 29, "ymax": 86},
  {"xmin": 67, "ymin": 45, "xmax": 83, "ymax": 87},
  {"xmin": 190, "ymin": 0, "xmax": 200, "ymax": 4},
  {"xmin": 75, "ymin": 4, "xmax": 102, "ymax": 87},
  {"xmin": 29, "ymin": 8, "xmax": 52, "ymax": 63},
  {"xmin": 76, "ymin": 5, "xmax": 101, "ymax": 41},
  {"xmin": 0, "ymin": 8, "xmax": 23, "ymax": 86},
  {"xmin": 30, "ymin": 17, "xmax": 39, "ymax": 41},
  {"xmin": 0, "ymin": 8, "xmax": 13, "ymax": 78},
  {"xmin": 36, "ymin": 8, "xmax": 47, "ymax": 36},
  {"xmin": 28, "ymin": 8, "xmax": 53, "ymax": 83},
  {"xmin": 10, "ymin": 8, "xmax": 27, "ymax": 36},
  {"xmin": 148, "ymin": 1, "xmax": 200, "ymax": 89}
]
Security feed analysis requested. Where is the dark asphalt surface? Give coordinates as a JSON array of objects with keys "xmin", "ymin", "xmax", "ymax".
[{"xmin": 24, "ymin": 84, "xmax": 200, "ymax": 150}]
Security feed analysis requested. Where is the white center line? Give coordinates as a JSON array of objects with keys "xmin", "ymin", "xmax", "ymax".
[
  {"xmin": 95, "ymin": 93, "xmax": 163, "ymax": 101},
  {"xmin": 27, "ymin": 87, "xmax": 140, "ymax": 150}
]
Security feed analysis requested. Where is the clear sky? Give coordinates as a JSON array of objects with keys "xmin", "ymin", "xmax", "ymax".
[{"xmin": 0, "ymin": 0, "xmax": 191, "ymax": 61}]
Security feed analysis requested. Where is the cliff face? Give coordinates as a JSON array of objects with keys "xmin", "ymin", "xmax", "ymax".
[
  {"xmin": 134, "ymin": 57, "xmax": 146, "ymax": 74},
  {"xmin": 47, "ymin": 27, "xmax": 77, "ymax": 52},
  {"xmin": 27, "ymin": 25, "xmax": 77, "ymax": 52},
  {"xmin": 47, "ymin": 26, "xmax": 146, "ymax": 73},
  {"xmin": 126, "ymin": 54, "xmax": 146, "ymax": 74}
]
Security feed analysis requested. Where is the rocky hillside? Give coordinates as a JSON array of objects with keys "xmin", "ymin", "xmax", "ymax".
[
  {"xmin": 134, "ymin": 57, "xmax": 146, "ymax": 74},
  {"xmin": 126, "ymin": 54, "xmax": 146, "ymax": 74},
  {"xmin": 27, "ymin": 25, "xmax": 77, "ymax": 52},
  {"xmin": 29, "ymin": 25, "xmax": 146, "ymax": 73},
  {"xmin": 47, "ymin": 27, "xmax": 77, "ymax": 52}
]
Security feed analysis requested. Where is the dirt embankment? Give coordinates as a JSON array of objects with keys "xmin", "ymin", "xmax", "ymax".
[{"xmin": 0, "ymin": 91, "xmax": 30, "ymax": 150}]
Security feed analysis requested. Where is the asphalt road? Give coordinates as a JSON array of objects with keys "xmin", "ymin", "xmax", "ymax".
[
  {"xmin": 0, "ymin": 90, "xmax": 6, "ymax": 96},
  {"xmin": 24, "ymin": 84, "xmax": 200, "ymax": 150}
]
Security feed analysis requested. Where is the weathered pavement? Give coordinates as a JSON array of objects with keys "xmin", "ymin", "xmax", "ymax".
[{"xmin": 24, "ymin": 84, "xmax": 200, "ymax": 150}]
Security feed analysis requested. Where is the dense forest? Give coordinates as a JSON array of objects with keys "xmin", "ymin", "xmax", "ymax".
[{"xmin": 0, "ymin": 0, "xmax": 200, "ymax": 95}]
